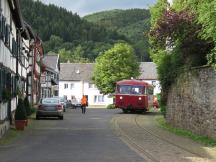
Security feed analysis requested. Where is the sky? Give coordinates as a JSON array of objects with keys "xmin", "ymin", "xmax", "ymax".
[{"xmin": 40, "ymin": 0, "xmax": 157, "ymax": 17}]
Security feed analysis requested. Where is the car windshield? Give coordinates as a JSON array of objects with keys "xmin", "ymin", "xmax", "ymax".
[{"xmin": 42, "ymin": 98, "xmax": 59, "ymax": 104}]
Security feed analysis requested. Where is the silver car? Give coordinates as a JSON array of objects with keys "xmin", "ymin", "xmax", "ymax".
[
  {"xmin": 36, "ymin": 98, "xmax": 64, "ymax": 120},
  {"xmin": 53, "ymin": 96, "xmax": 67, "ymax": 112}
]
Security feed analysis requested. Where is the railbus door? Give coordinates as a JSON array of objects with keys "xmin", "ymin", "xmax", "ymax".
[{"xmin": 147, "ymin": 86, "xmax": 154, "ymax": 108}]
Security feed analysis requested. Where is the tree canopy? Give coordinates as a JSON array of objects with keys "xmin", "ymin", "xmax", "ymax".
[
  {"xmin": 149, "ymin": 0, "xmax": 216, "ymax": 114},
  {"xmin": 93, "ymin": 43, "xmax": 140, "ymax": 94}
]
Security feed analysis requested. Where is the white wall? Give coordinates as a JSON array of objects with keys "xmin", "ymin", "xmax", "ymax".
[
  {"xmin": 59, "ymin": 81, "xmax": 113, "ymax": 106},
  {"xmin": 143, "ymin": 80, "xmax": 161, "ymax": 95}
]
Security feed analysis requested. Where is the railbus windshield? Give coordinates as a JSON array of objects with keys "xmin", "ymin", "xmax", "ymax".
[{"xmin": 117, "ymin": 85, "xmax": 145, "ymax": 95}]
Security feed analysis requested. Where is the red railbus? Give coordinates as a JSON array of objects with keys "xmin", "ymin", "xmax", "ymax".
[{"xmin": 114, "ymin": 79, "xmax": 154, "ymax": 113}]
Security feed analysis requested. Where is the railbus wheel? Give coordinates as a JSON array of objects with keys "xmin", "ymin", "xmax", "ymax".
[{"xmin": 122, "ymin": 109, "xmax": 128, "ymax": 113}]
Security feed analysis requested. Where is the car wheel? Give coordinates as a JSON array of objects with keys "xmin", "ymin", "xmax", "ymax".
[
  {"xmin": 36, "ymin": 115, "xmax": 40, "ymax": 120},
  {"xmin": 59, "ymin": 116, "xmax": 64, "ymax": 120}
]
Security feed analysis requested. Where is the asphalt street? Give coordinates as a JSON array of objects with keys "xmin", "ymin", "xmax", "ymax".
[{"xmin": 0, "ymin": 108, "xmax": 146, "ymax": 162}]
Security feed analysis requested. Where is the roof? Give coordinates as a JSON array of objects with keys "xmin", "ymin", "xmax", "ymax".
[
  {"xmin": 43, "ymin": 54, "xmax": 60, "ymax": 72},
  {"xmin": 8, "ymin": 0, "xmax": 23, "ymax": 28},
  {"xmin": 59, "ymin": 62, "xmax": 158, "ymax": 82},
  {"xmin": 60, "ymin": 63, "xmax": 95, "ymax": 82},
  {"xmin": 138, "ymin": 62, "xmax": 158, "ymax": 80}
]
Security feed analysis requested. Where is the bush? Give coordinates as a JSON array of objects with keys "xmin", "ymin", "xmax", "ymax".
[
  {"xmin": 30, "ymin": 107, "xmax": 36, "ymax": 114},
  {"xmin": 15, "ymin": 98, "xmax": 27, "ymax": 120},
  {"xmin": 23, "ymin": 97, "xmax": 31, "ymax": 116},
  {"xmin": 106, "ymin": 104, "xmax": 115, "ymax": 109}
]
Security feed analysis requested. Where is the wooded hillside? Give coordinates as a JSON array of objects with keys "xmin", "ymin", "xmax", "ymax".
[
  {"xmin": 20, "ymin": 0, "xmax": 151, "ymax": 62},
  {"xmin": 84, "ymin": 9, "xmax": 151, "ymax": 61}
]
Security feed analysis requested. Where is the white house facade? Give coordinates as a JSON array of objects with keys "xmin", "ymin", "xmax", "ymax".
[
  {"xmin": 138, "ymin": 62, "xmax": 161, "ymax": 95},
  {"xmin": 59, "ymin": 63, "xmax": 113, "ymax": 106}
]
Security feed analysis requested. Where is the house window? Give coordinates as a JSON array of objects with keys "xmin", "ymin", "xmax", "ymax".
[
  {"xmin": 152, "ymin": 80, "xmax": 156, "ymax": 87},
  {"xmin": 89, "ymin": 83, "xmax": 94, "ymax": 89},
  {"xmin": 94, "ymin": 95, "xmax": 104, "ymax": 103},
  {"xmin": 70, "ymin": 83, "xmax": 74, "ymax": 89},
  {"xmin": 64, "ymin": 83, "xmax": 68, "ymax": 89},
  {"xmin": 63, "ymin": 95, "xmax": 67, "ymax": 100},
  {"xmin": 51, "ymin": 74, "xmax": 54, "ymax": 79}
]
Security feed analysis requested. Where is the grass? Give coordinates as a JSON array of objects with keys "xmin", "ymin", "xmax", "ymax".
[
  {"xmin": 156, "ymin": 116, "xmax": 216, "ymax": 147},
  {"xmin": 0, "ymin": 128, "xmax": 23, "ymax": 145},
  {"xmin": 106, "ymin": 104, "xmax": 116, "ymax": 109},
  {"xmin": 0, "ymin": 113, "xmax": 36, "ymax": 146}
]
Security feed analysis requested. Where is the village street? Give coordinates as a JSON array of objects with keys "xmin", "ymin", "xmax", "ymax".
[
  {"xmin": 0, "ymin": 109, "xmax": 145, "ymax": 162},
  {"xmin": 0, "ymin": 108, "xmax": 215, "ymax": 162}
]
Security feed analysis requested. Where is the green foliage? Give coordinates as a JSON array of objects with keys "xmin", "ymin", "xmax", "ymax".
[
  {"xmin": 59, "ymin": 48, "xmax": 90, "ymax": 63},
  {"xmin": 149, "ymin": 0, "xmax": 168, "ymax": 28},
  {"xmin": 106, "ymin": 104, "xmax": 115, "ymax": 109},
  {"xmin": 2, "ymin": 89, "xmax": 11, "ymax": 103},
  {"xmin": 15, "ymin": 98, "xmax": 27, "ymax": 120},
  {"xmin": 84, "ymin": 9, "xmax": 151, "ymax": 61},
  {"xmin": 157, "ymin": 116, "xmax": 216, "ymax": 147},
  {"xmin": 23, "ymin": 97, "xmax": 31, "ymax": 116},
  {"xmin": 20, "ymin": 0, "xmax": 128, "ymax": 62},
  {"xmin": 93, "ymin": 43, "xmax": 140, "ymax": 94},
  {"xmin": 149, "ymin": 0, "xmax": 216, "ymax": 113},
  {"xmin": 172, "ymin": 0, "xmax": 216, "ymax": 68}
]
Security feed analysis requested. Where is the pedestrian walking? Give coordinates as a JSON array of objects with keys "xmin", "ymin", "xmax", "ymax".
[{"xmin": 81, "ymin": 95, "xmax": 87, "ymax": 114}]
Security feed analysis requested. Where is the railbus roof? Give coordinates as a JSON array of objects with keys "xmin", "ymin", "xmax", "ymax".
[{"xmin": 116, "ymin": 79, "xmax": 152, "ymax": 87}]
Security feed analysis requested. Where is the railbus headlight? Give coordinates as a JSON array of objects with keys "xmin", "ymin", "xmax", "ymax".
[
  {"xmin": 138, "ymin": 97, "xmax": 142, "ymax": 100},
  {"xmin": 120, "ymin": 96, "xmax": 123, "ymax": 100}
]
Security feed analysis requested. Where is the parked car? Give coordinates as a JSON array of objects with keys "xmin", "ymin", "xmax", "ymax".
[
  {"xmin": 71, "ymin": 98, "xmax": 81, "ymax": 109},
  {"xmin": 36, "ymin": 98, "xmax": 64, "ymax": 120},
  {"xmin": 66, "ymin": 100, "xmax": 72, "ymax": 108},
  {"xmin": 53, "ymin": 96, "xmax": 67, "ymax": 112}
]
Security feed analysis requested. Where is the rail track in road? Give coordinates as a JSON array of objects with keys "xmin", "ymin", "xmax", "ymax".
[
  {"xmin": 111, "ymin": 113, "xmax": 211, "ymax": 162},
  {"xmin": 111, "ymin": 116, "xmax": 159, "ymax": 162},
  {"xmin": 134, "ymin": 115, "xmax": 205, "ymax": 159}
]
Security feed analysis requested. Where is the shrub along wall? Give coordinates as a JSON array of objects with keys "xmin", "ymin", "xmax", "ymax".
[{"xmin": 166, "ymin": 66, "xmax": 216, "ymax": 139}]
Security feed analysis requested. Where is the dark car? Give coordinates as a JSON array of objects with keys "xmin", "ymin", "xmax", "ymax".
[{"xmin": 36, "ymin": 98, "xmax": 64, "ymax": 120}]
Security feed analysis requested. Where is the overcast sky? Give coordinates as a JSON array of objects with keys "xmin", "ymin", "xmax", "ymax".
[{"xmin": 40, "ymin": 0, "xmax": 157, "ymax": 17}]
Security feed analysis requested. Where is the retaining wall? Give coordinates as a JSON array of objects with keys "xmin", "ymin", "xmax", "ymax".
[{"xmin": 166, "ymin": 66, "xmax": 216, "ymax": 138}]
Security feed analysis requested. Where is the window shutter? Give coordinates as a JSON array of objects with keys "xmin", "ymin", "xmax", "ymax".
[
  {"xmin": 5, "ymin": 24, "xmax": 10, "ymax": 46},
  {"xmin": 0, "ymin": 69, "xmax": 2, "ymax": 101},
  {"xmin": 0, "ymin": 13, "xmax": 2, "ymax": 38},
  {"xmin": 1, "ymin": 17, "xmax": 5, "ymax": 41},
  {"xmin": 12, "ymin": 38, "xmax": 16, "ymax": 57}
]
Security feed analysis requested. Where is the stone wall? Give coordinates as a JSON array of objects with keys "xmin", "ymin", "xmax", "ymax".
[{"xmin": 166, "ymin": 66, "xmax": 216, "ymax": 138}]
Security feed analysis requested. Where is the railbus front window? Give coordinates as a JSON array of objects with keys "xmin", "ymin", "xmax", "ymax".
[
  {"xmin": 131, "ymin": 86, "xmax": 144, "ymax": 95},
  {"xmin": 118, "ymin": 85, "xmax": 131, "ymax": 94}
]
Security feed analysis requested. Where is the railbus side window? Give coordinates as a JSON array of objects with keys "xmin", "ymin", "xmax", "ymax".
[{"xmin": 148, "ymin": 87, "xmax": 154, "ymax": 95}]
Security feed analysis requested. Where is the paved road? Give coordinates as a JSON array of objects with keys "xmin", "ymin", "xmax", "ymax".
[{"xmin": 0, "ymin": 108, "xmax": 146, "ymax": 162}]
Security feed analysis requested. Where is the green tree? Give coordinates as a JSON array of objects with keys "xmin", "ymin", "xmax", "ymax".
[
  {"xmin": 43, "ymin": 35, "xmax": 64, "ymax": 53},
  {"xmin": 93, "ymin": 43, "xmax": 140, "ymax": 94},
  {"xmin": 58, "ymin": 48, "xmax": 90, "ymax": 63}
]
